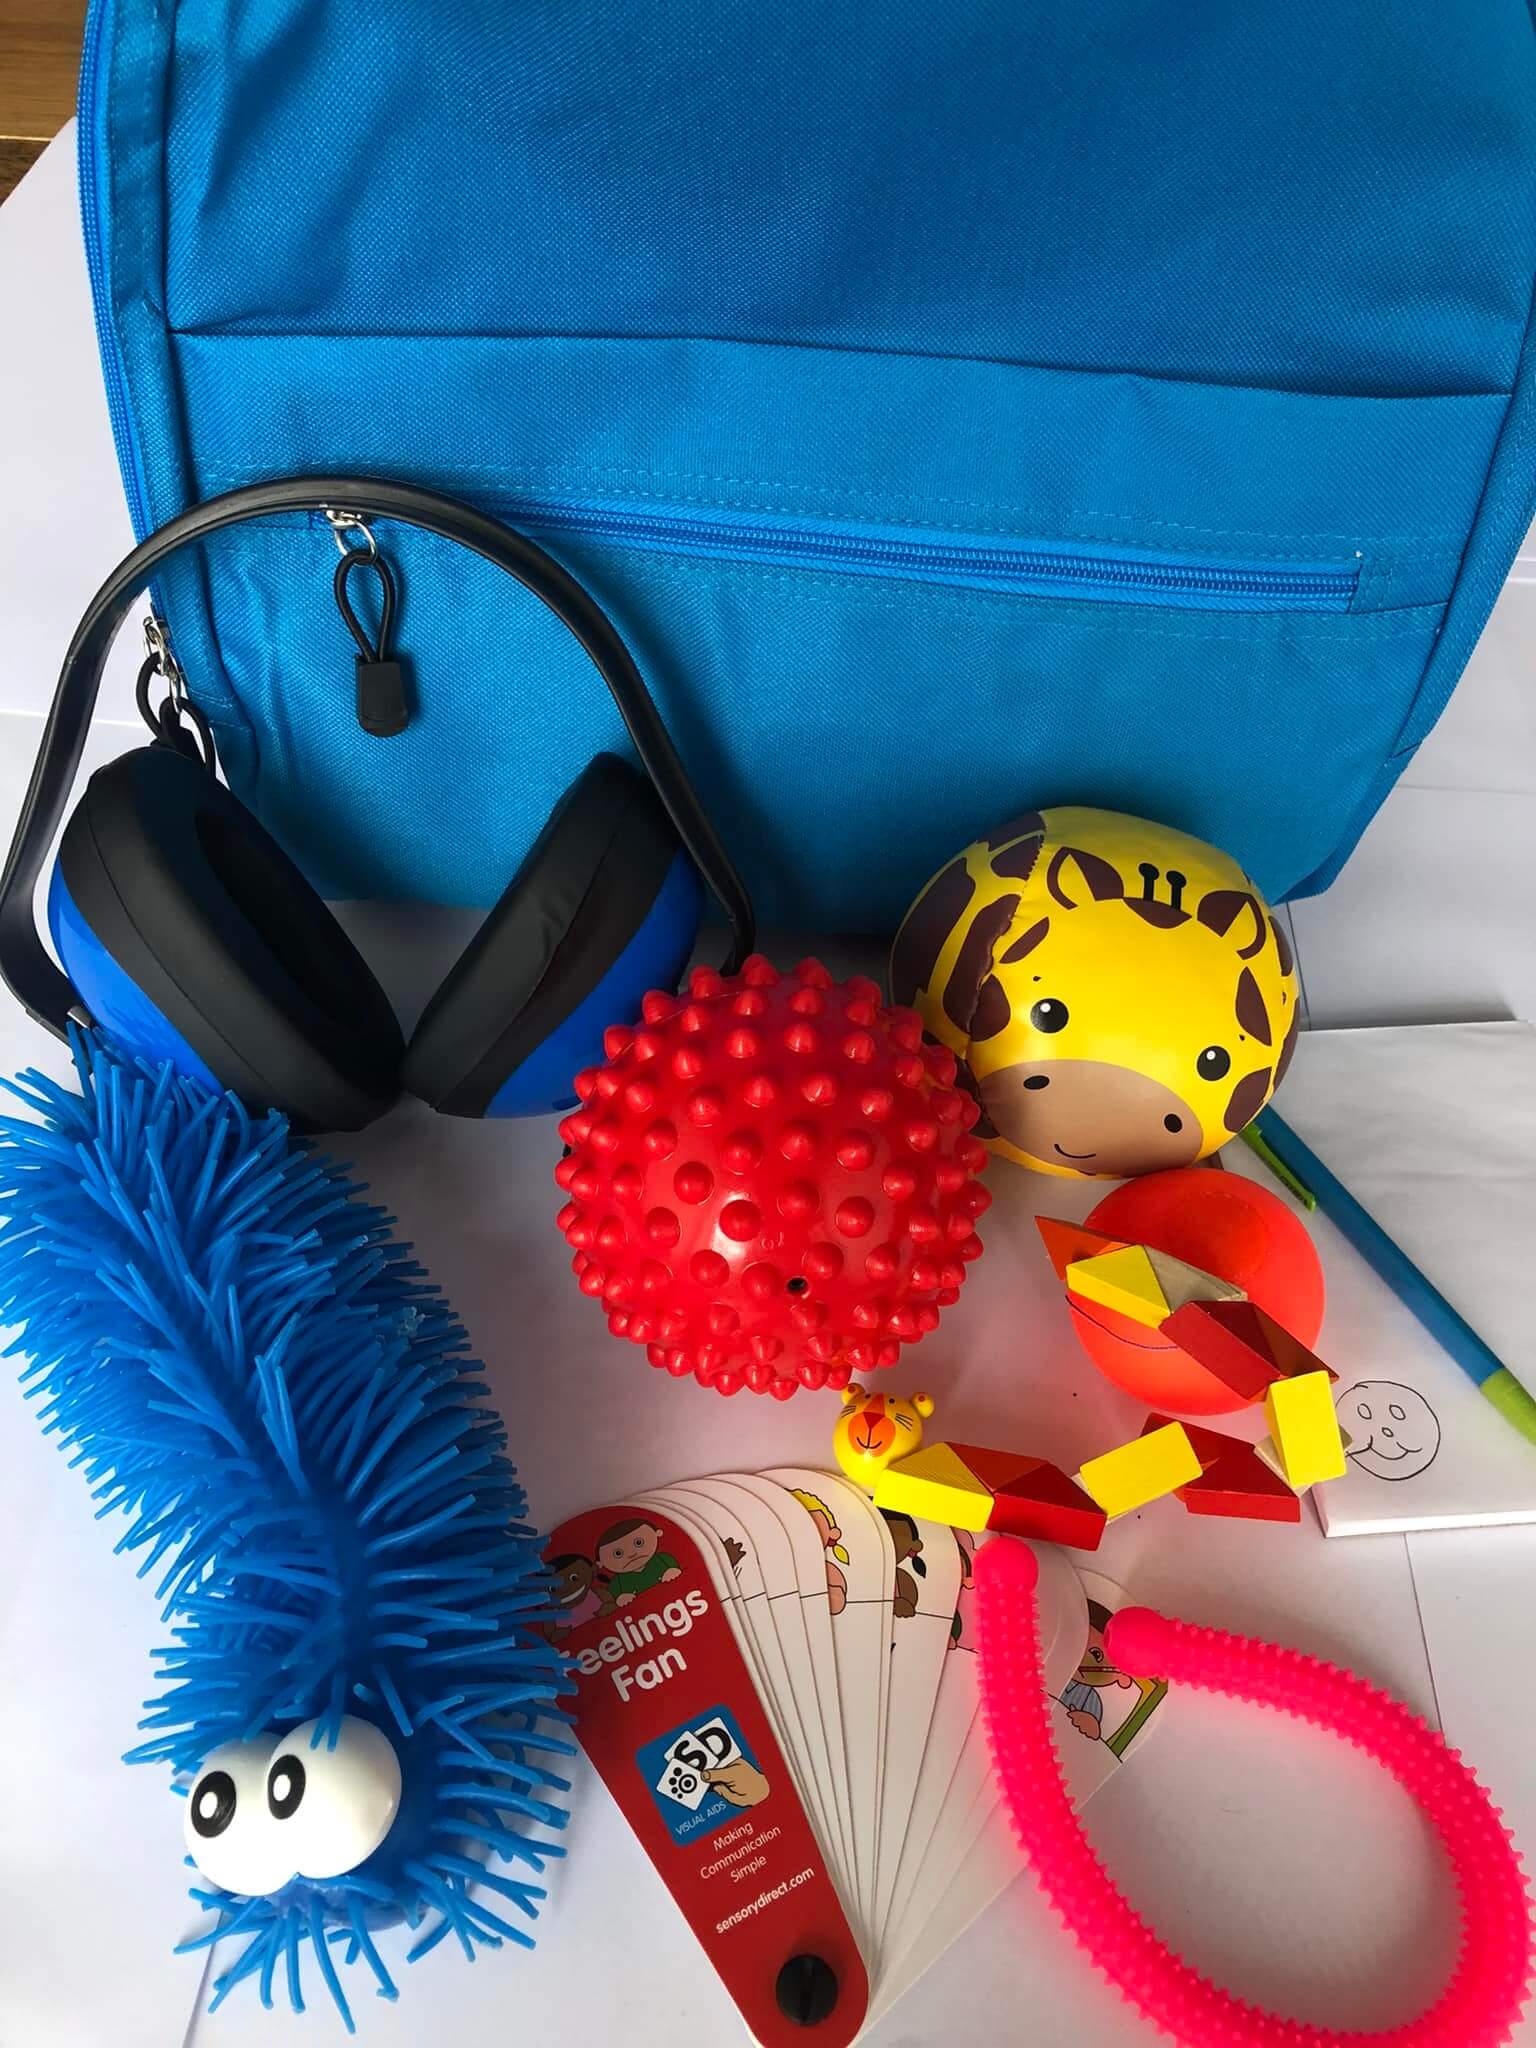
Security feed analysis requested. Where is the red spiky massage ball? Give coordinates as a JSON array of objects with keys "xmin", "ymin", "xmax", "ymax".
[{"xmin": 554, "ymin": 956, "xmax": 991, "ymax": 1398}]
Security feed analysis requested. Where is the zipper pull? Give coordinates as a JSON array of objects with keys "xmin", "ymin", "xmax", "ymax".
[{"xmin": 325, "ymin": 509, "xmax": 411, "ymax": 738}]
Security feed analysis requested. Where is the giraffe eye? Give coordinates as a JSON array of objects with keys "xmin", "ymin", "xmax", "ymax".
[
  {"xmin": 1197, "ymin": 1046, "xmax": 1231, "ymax": 1081},
  {"xmin": 1030, "ymin": 998, "xmax": 1069, "ymax": 1034}
]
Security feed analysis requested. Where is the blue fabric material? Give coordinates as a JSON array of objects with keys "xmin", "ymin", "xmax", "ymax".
[
  {"xmin": 483, "ymin": 851, "xmax": 703, "ymax": 1117},
  {"xmin": 81, "ymin": 0, "xmax": 1536, "ymax": 927},
  {"xmin": 47, "ymin": 869, "xmax": 221, "ymax": 1090}
]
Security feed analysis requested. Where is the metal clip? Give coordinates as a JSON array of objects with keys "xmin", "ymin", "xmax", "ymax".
[
  {"xmin": 143, "ymin": 613, "xmax": 188, "ymax": 708},
  {"xmin": 324, "ymin": 507, "xmax": 379, "ymax": 560},
  {"xmin": 136, "ymin": 613, "xmax": 217, "ymax": 773}
]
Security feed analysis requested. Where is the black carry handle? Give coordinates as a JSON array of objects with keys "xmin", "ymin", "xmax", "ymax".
[{"xmin": 0, "ymin": 476, "xmax": 756, "ymax": 1039}]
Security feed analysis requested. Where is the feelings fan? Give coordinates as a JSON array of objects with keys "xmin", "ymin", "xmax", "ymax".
[{"xmin": 546, "ymin": 1473, "xmax": 1164, "ymax": 2040}]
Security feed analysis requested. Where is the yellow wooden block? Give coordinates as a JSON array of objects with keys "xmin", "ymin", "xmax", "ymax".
[
  {"xmin": 1256, "ymin": 1425, "xmax": 1352, "ymax": 1495},
  {"xmin": 1264, "ymin": 1370, "xmax": 1347, "ymax": 1489},
  {"xmin": 873, "ymin": 1442, "xmax": 993, "ymax": 1533},
  {"xmin": 1066, "ymin": 1244, "xmax": 1170, "ymax": 1329},
  {"xmin": 1077, "ymin": 1422, "xmax": 1202, "ymax": 1517}
]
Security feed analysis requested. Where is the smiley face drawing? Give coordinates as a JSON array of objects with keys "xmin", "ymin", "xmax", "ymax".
[{"xmin": 1337, "ymin": 1381, "xmax": 1441, "ymax": 1482}]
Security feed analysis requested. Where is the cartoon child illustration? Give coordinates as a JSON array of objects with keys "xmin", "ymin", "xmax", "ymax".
[
  {"xmin": 790, "ymin": 1488, "xmax": 850, "ymax": 1615},
  {"xmin": 1058, "ymin": 1599, "xmax": 1135, "ymax": 1740},
  {"xmin": 879, "ymin": 1509, "xmax": 926, "ymax": 1619},
  {"xmin": 595, "ymin": 1519, "xmax": 682, "ymax": 1607},
  {"xmin": 546, "ymin": 1553, "xmax": 607, "ymax": 1639},
  {"xmin": 948, "ymin": 1528, "xmax": 976, "ymax": 1648}
]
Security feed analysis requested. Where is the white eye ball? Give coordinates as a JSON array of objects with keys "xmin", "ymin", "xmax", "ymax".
[
  {"xmin": 266, "ymin": 1716, "xmax": 402, "ymax": 1880},
  {"xmin": 184, "ymin": 1738, "xmax": 295, "ymax": 1897}
]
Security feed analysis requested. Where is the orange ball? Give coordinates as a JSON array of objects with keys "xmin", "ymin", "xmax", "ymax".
[{"xmin": 1070, "ymin": 1168, "xmax": 1324, "ymax": 1415}]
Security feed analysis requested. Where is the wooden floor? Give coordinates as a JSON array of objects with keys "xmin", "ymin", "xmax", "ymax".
[{"xmin": 0, "ymin": 0, "xmax": 87, "ymax": 201}]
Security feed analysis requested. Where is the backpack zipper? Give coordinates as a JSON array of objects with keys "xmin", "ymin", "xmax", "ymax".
[
  {"xmin": 74, "ymin": 8, "xmax": 1355, "ymax": 629},
  {"xmin": 492, "ymin": 495, "xmax": 1359, "ymax": 614}
]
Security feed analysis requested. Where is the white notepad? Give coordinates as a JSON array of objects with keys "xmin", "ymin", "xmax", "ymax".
[{"xmin": 1235, "ymin": 1024, "xmax": 1536, "ymax": 1536}]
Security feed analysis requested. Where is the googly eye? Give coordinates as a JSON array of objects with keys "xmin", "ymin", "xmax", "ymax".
[
  {"xmin": 1197, "ymin": 1046, "xmax": 1231, "ymax": 1081},
  {"xmin": 1030, "ymin": 998, "xmax": 1069, "ymax": 1034},
  {"xmin": 264, "ymin": 1716, "xmax": 402, "ymax": 1881},
  {"xmin": 183, "ymin": 1739, "xmax": 294, "ymax": 1897}
]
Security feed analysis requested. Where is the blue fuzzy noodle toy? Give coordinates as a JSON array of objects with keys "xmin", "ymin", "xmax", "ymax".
[{"xmin": 0, "ymin": 1033, "xmax": 572, "ymax": 2029}]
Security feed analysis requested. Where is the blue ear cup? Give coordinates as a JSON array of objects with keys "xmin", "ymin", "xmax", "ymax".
[
  {"xmin": 48, "ymin": 858, "xmax": 223, "ymax": 1093},
  {"xmin": 50, "ymin": 747, "xmax": 405, "ymax": 1131},
  {"xmin": 400, "ymin": 754, "xmax": 703, "ymax": 1117},
  {"xmin": 481, "ymin": 846, "xmax": 702, "ymax": 1116}
]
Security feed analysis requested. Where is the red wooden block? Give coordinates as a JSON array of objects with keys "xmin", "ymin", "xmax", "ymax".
[
  {"xmin": 987, "ymin": 1459, "xmax": 1107, "ymax": 1549},
  {"xmin": 1176, "ymin": 1444, "xmax": 1302, "ymax": 1524},
  {"xmin": 1240, "ymin": 1302, "xmax": 1339, "ymax": 1386},
  {"xmin": 945, "ymin": 1442, "xmax": 1045, "ymax": 1494},
  {"xmin": 1034, "ymin": 1216, "xmax": 1130, "ymax": 1287},
  {"xmin": 1165, "ymin": 1298, "xmax": 1338, "ymax": 1400},
  {"xmin": 1160, "ymin": 1299, "xmax": 1287, "ymax": 1402}
]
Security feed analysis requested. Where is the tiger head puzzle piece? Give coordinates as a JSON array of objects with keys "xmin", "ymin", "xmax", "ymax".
[{"xmin": 832, "ymin": 1384, "xmax": 934, "ymax": 1487}]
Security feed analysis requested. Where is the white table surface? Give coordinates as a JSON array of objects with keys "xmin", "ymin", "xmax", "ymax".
[{"xmin": 2, "ymin": 132, "xmax": 1535, "ymax": 2048}]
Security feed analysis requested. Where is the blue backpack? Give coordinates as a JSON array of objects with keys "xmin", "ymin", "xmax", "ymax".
[{"xmin": 81, "ymin": 0, "xmax": 1536, "ymax": 929}]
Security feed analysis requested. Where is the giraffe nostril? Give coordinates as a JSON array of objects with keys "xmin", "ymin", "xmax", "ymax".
[
  {"xmin": 1164, "ymin": 1114, "xmax": 1183, "ymax": 1133},
  {"xmin": 1023, "ymin": 1075, "xmax": 1050, "ymax": 1091}
]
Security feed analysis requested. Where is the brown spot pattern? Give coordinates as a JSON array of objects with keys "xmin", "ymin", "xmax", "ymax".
[
  {"xmin": 1197, "ymin": 890, "xmax": 1266, "ymax": 960},
  {"xmin": 955, "ymin": 1060, "xmax": 997, "ymax": 1137},
  {"xmin": 944, "ymin": 893, "xmax": 1020, "ymax": 1036},
  {"xmin": 1270, "ymin": 916, "xmax": 1294, "ymax": 976},
  {"xmin": 990, "ymin": 828, "xmax": 1047, "ymax": 882},
  {"xmin": 1046, "ymin": 846, "xmax": 1124, "ymax": 908},
  {"xmin": 1000, "ymin": 917, "xmax": 1050, "ymax": 963},
  {"xmin": 984, "ymin": 810, "xmax": 1046, "ymax": 851},
  {"xmin": 891, "ymin": 857, "xmax": 973, "ymax": 1006},
  {"xmin": 1234, "ymin": 967, "xmax": 1272, "ymax": 1046},
  {"xmin": 1125, "ymin": 900, "xmax": 1190, "ymax": 930},
  {"xmin": 971, "ymin": 974, "xmax": 1012, "ymax": 1043},
  {"xmin": 1223, "ymin": 1065, "xmax": 1273, "ymax": 1133},
  {"xmin": 1274, "ymin": 1004, "xmax": 1301, "ymax": 1088}
]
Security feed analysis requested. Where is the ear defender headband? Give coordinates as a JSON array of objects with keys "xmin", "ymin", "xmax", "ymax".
[{"xmin": 0, "ymin": 476, "xmax": 755, "ymax": 1132}]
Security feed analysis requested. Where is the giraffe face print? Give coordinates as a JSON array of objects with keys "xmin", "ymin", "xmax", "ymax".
[{"xmin": 892, "ymin": 807, "xmax": 1298, "ymax": 1179}]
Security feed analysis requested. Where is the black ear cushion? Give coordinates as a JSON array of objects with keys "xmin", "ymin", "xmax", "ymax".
[
  {"xmin": 402, "ymin": 754, "xmax": 685, "ymax": 1116},
  {"xmin": 57, "ymin": 746, "xmax": 403, "ymax": 1131}
]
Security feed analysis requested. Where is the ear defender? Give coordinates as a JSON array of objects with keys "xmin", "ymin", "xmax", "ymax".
[
  {"xmin": 4, "ymin": 478, "xmax": 753, "ymax": 1137},
  {"xmin": 49, "ymin": 747, "xmax": 405, "ymax": 1132},
  {"xmin": 400, "ymin": 753, "xmax": 704, "ymax": 1118}
]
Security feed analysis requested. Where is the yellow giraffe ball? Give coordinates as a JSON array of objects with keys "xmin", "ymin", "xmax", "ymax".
[
  {"xmin": 832, "ymin": 1383, "xmax": 934, "ymax": 1488},
  {"xmin": 890, "ymin": 807, "xmax": 1298, "ymax": 1180}
]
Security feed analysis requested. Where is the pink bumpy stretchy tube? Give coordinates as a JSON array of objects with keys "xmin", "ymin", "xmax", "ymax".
[{"xmin": 975, "ymin": 1537, "xmax": 1533, "ymax": 2047}]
